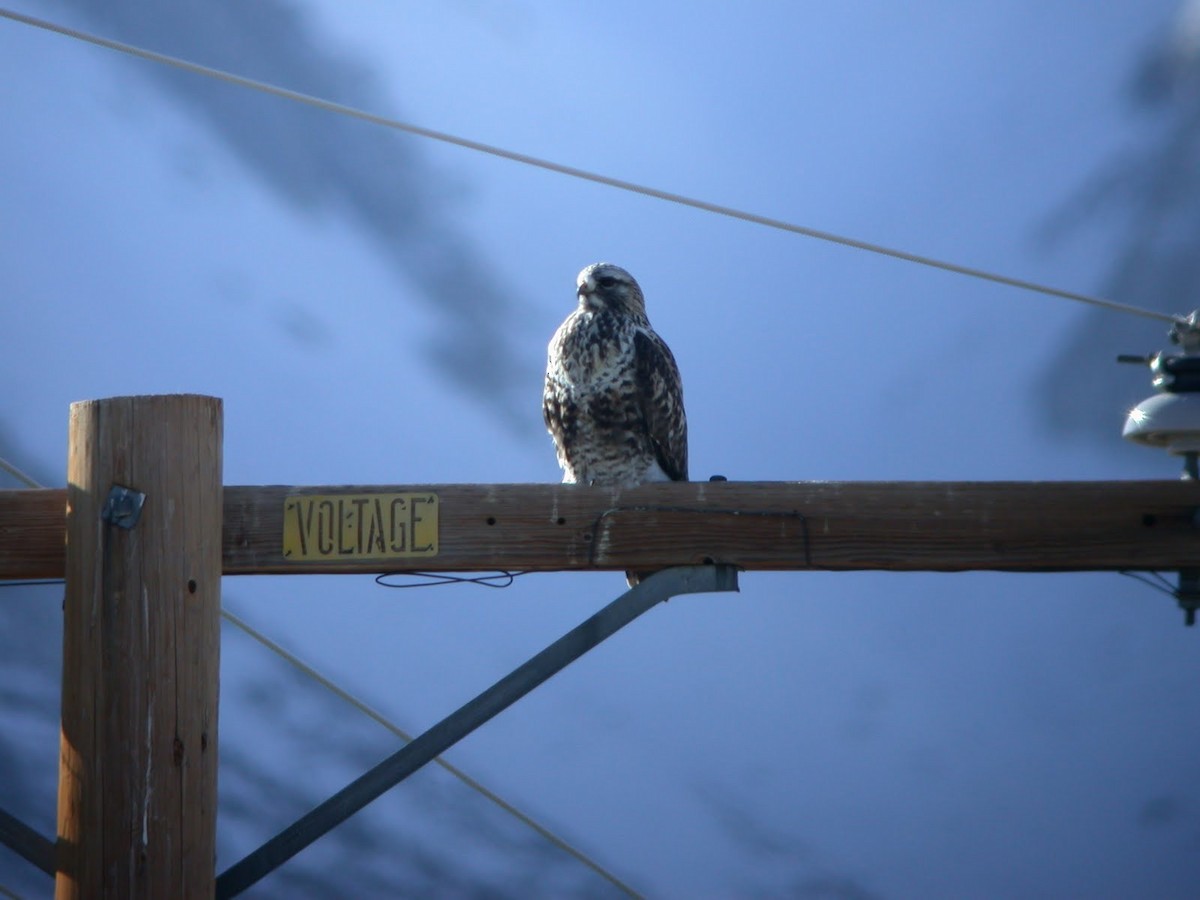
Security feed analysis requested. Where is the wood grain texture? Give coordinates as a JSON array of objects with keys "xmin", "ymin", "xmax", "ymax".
[
  {"xmin": 220, "ymin": 480, "xmax": 1200, "ymax": 573},
  {"xmin": 56, "ymin": 395, "xmax": 221, "ymax": 899},
  {"xmin": 0, "ymin": 487, "xmax": 65, "ymax": 578},
  {"xmin": 7, "ymin": 480, "xmax": 1200, "ymax": 579}
]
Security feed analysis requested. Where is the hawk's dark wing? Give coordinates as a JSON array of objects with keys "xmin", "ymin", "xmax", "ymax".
[
  {"xmin": 634, "ymin": 328, "xmax": 688, "ymax": 482},
  {"xmin": 542, "ymin": 368, "xmax": 576, "ymax": 472}
]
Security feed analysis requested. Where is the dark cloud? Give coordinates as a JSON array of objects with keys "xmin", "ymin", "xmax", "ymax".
[
  {"xmin": 790, "ymin": 875, "xmax": 883, "ymax": 900},
  {"xmin": 1139, "ymin": 794, "xmax": 1186, "ymax": 828},
  {"xmin": 1035, "ymin": 10, "xmax": 1200, "ymax": 453},
  {"xmin": 53, "ymin": 0, "xmax": 531, "ymax": 422},
  {"xmin": 694, "ymin": 783, "xmax": 880, "ymax": 899},
  {"xmin": 697, "ymin": 782, "xmax": 810, "ymax": 862}
]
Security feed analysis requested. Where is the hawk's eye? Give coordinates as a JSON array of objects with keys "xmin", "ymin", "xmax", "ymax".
[{"xmin": 597, "ymin": 276, "xmax": 618, "ymax": 288}]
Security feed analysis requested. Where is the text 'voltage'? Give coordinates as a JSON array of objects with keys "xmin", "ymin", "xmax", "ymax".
[{"xmin": 282, "ymin": 493, "xmax": 438, "ymax": 561}]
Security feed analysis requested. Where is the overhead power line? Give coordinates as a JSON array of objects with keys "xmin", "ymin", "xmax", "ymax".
[
  {"xmin": 0, "ymin": 7, "xmax": 1182, "ymax": 327},
  {"xmin": 0, "ymin": 455, "xmax": 40, "ymax": 489}
]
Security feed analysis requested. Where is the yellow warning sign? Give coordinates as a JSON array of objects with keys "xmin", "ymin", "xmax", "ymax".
[{"xmin": 282, "ymin": 493, "xmax": 438, "ymax": 561}]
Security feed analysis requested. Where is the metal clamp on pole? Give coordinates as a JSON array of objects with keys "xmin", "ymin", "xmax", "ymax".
[
  {"xmin": 216, "ymin": 565, "xmax": 739, "ymax": 898},
  {"xmin": 100, "ymin": 485, "xmax": 146, "ymax": 529}
]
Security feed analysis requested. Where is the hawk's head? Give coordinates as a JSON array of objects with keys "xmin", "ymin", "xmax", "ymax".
[{"xmin": 576, "ymin": 263, "xmax": 646, "ymax": 319}]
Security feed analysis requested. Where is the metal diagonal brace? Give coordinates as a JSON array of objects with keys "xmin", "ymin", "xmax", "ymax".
[
  {"xmin": 0, "ymin": 804, "xmax": 55, "ymax": 877},
  {"xmin": 216, "ymin": 565, "xmax": 739, "ymax": 898}
]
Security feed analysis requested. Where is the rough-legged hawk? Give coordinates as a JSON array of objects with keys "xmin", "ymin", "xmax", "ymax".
[{"xmin": 543, "ymin": 263, "xmax": 688, "ymax": 584}]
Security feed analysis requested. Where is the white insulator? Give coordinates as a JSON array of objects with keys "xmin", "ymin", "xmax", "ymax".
[{"xmin": 1123, "ymin": 392, "xmax": 1200, "ymax": 453}]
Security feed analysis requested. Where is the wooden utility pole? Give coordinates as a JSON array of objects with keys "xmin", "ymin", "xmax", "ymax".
[{"xmin": 56, "ymin": 395, "xmax": 222, "ymax": 898}]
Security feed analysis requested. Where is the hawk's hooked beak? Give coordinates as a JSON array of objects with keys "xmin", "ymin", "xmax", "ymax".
[{"xmin": 577, "ymin": 281, "xmax": 598, "ymax": 307}]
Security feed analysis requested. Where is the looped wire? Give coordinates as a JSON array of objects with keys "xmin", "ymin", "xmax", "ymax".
[{"xmin": 375, "ymin": 571, "xmax": 529, "ymax": 589}]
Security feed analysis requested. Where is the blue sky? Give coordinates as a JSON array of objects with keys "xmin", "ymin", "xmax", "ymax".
[{"xmin": 3, "ymin": 1, "xmax": 1200, "ymax": 897}]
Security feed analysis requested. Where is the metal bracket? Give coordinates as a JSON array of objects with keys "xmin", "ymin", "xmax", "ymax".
[
  {"xmin": 101, "ymin": 484, "xmax": 145, "ymax": 529},
  {"xmin": 1123, "ymin": 565, "xmax": 1200, "ymax": 628},
  {"xmin": 216, "ymin": 565, "xmax": 739, "ymax": 897},
  {"xmin": 0, "ymin": 804, "xmax": 55, "ymax": 878}
]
